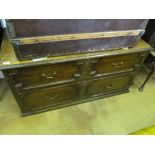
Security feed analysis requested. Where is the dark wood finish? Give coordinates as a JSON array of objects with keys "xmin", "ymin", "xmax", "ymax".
[
  {"xmin": 0, "ymin": 34, "xmax": 152, "ymax": 116},
  {"xmin": 15, "ymin": 36, "xmax": 138, "ymax": 60},
  {"xmin": 11, "ymin": 73, "xmax": 133, "ymax": 114},
  {"xmin": 2, "ymin": 50, "xmax": 149, "ymax": 116},
  {"xmin": 5, "ymin": 19, "xmax": 148, "ymax": 60},
  {"xmin": 19, "ymin": 83, "xmax": 79, "ymax": 112},
  {"xmin": 92, "ymin": 53, "xmax": 140, "ymax": 76},
  {"xmin": 3, "ymin": 52, "xmax": 147, "ymax": 92},
  {"xmin": 5, "ymin": 60, "xmax": 82, "ymax": 90},
  {"xmin": 20, "ymin": 89, "xmax": 129, "ymax": 116},
  {"xmin": 7, "ymin": 19, "xmax": 148, "ymax": 38},
  {"xmin": 87, "ymin": 74, "xmax": 132, "ymax": 97}
]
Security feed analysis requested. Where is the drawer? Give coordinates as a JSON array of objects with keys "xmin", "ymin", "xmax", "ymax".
[
  {"xmin": 87, "ymin": 74, "xmax": 132, "ymax": 97},
  {"xmin": 6, "ymin": 61, "xmax": 82, "ymax": 90},
  {"xmin": 19, "ymin": 83, "xmax": 79, "ymax": 112},
  {"xmin": 92, "ymin": 53, "xmax": 140, "ymax": 76},
  {"xmin": 10, "ymin": 72, "xmax": 133, "ymax": 115}
]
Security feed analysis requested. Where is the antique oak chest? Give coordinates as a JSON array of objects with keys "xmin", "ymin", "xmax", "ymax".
[
  {"xmin": 0, "ymin": 34, "xmax": 153, "ymax": 116},
  {"xmin": 5, "ymin": 19, "xmax": 148, "ymax": 60}
]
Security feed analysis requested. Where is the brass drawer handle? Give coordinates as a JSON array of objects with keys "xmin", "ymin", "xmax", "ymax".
[
  {"xmin": 89, "ymin": 70, "xmax": 96, "ymax": 75},
  {"xmin": 105, "ymin": 83, "xmax": 113, "ymax": 89},
  {"xmin": 15, "ymin": 83, "xmax": 23, "ymax": 88},
  {"xmin": 112, "ymin": 61, "xmax": 124, "ymax": 68},
  {"xmin": 74, "ymin": 73, "xmax": 81, "ymax": 78},
  {"xmin": 45, "ymin": 94, "xmax": 58, "ymax": 100},
  {"xmin": 42, "ymin": 71, "xmax": 56, "ymax": 80},
  {"xmin": 14, "ymin": 83, "xmax": 24, "ymax": 91}
]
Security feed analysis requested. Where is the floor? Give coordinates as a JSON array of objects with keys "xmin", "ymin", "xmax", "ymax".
[{"xmin": 0, "ymin": 69, "xmax": 155, "ymax": 135}]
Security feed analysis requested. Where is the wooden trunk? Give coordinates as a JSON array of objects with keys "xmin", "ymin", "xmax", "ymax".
[{"xmin": 5, "ymin": 19, "xmax": 148, "ymax": 60}]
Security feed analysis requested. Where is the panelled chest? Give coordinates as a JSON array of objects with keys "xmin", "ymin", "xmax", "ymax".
[
  {"xmin": 5, "ymin": 19, "xmax": 148, "ymax": 60},
  {"xmin": 0, "ymin": 35, "xmax": 152, "ymax": 116}
]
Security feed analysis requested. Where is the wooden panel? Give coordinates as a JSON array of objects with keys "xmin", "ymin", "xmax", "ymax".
[
  {"xmin": 7, "ymin": 19, "xmax": 148, "ymax": 38},
  {"xmin": 15, "ymin": 36, "xmax": 136, "ymax": 60},
  {"xmin": 6, "ymin": 60, "xmax": 82, "ymax": 90},
  {"xmin": 92, "ymin": 53, "xmax": 140, "ymax": 76},
  {"xmin": 20, "ymin": 83, "xmax": 78, "ymax": 111},
  {"xmin": 87, "ymin": 75, "xmax": 131, "ymax": 97},
  {"xmin": 12, "ymin": 30, "xmax": 143, "ymax": 45}
]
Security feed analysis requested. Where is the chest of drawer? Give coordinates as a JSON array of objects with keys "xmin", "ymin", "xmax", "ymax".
[
  {"xmin": 91, "ymin": 53, "xmax": 142, "ymax": 77},
  {"xmin": 5, "ymin": 60, "xmax": 82, "ymax": 90}
]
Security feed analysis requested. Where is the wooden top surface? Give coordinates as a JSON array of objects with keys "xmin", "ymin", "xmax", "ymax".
[{"xmin": 0, "ymin": 34, "xmax": 153, "ymax": 70}]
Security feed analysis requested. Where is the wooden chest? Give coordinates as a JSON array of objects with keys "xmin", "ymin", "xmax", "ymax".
[
  {"xmin": 5, "ymin": 19, "xmax": 148, "ymax": 60},
  {"xmin": 0, "ymin": 34, "xmax": 152, "ymax": 116}
]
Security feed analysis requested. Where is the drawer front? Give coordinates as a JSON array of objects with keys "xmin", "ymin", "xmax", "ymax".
[
  {"xmin": 87, "ymin": 74, "xmax": 132, "ymax": 97},
  {"xmin": 92, "ymin": 54, "xmax": 140, "ymax": 76},
  {"xmin": 6, "ymin": 61, "xmax": 82, "ymax": 90},
  {"xmin": 19, "ymin": 83, "xmax": 79, "ymax": 112}
]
